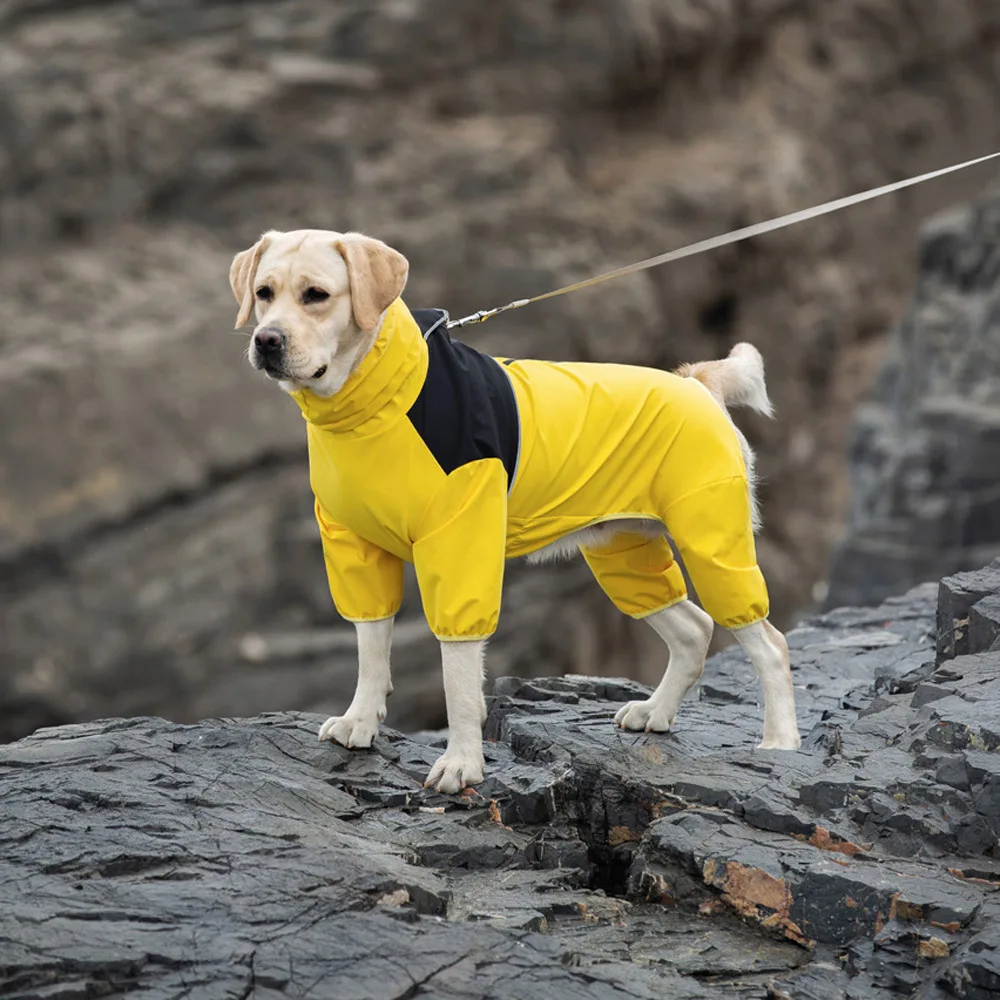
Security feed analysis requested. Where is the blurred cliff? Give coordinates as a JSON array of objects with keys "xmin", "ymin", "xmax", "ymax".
[
  {"xmin": 2, "ymin": 0, "xmax": 1000, "ymax": 741},
  {"xmin": 828, "ymin": 180, "xmax": 1000, "ymax": 608}
]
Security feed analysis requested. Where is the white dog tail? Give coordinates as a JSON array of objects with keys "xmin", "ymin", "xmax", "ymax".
[
  {"xmin": 675, "ymin": 343, "xmax": 773, "ymax": 531},
  {"xmin": 676, "ymin": 342, "xmax": 774, "ymax": 418}
]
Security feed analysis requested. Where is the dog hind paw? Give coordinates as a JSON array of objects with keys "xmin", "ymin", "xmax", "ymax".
[
  {"xmin": 614, "ymin": 699, "xmax": 674, "ymax": 733},
  {"xmin": 757, "ymin": 731, "xmax": 802, "ymax": 750},
  {"xmin": 424, "ymin": 748, "xmax": 485, "ymax": 794},
  {"xmin": 318, "ymin": 714, "xmax": 380, "ymax": 749}
]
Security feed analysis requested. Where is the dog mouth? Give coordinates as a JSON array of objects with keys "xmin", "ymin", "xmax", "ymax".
[
  {"xmin": 248, "ymin": 339, "xmax": 328, "ymax": 381},
  {"xmin": 256, "ymin": 356, "xmax": 291, "ymax": 380},
  {"xmin": 254, "ymin": 356, "xmax": 328, "ymax": 382}
]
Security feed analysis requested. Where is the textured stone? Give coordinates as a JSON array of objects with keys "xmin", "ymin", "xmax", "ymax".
[
  {"xmin": 936, "ymin": 561, "xmax": 1000, "ymax": 662},
  {"xmin": 6, "ymin": 572, "xmax": 1000, "ymax": 997},
  {"xmin": 938, "ymin": 905, "xmax": 1000, "ymax": 999},
  {"xmin": 640, "ymin": 809, "xmax": 984, "ymax": 946},
  {"xmin": 969, "ymin": 593, "xmax": 1000, "ymax": 657}
]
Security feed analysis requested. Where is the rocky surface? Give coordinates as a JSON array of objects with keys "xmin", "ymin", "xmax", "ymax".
[
  {"xmin": 5, "ymin": 566, "xmax": 1000, "ymax": 998},
  {"xmin": 828, "ymin": 180, "xmax": 1000, "ymax": 609},
  {"xmin": 4, "ymin": 0, "xmax": 1000, "ymax": 740}
]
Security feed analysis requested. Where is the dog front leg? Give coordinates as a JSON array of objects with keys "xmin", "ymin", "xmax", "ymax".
[
  {"xmin": 319, "ymin": 618, "xmax": 394, "ymax": 748},
  {"xmin": 730, "ymin": 619, "xmax": 801, "ymax": 750},
  {"xmin": 424, "ymin": 639, "xmax": 487, "ymax": 793}
]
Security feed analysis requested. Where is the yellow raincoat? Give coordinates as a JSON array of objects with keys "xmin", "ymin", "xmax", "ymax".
[{"xmin": 292, "ymin": 300, "xmax": 768, "ymax": 640}]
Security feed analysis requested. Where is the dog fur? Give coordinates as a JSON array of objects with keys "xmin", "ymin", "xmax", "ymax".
[{"xmin": 230, "ymin": 229, "xmax": 802, "ymax": 793}]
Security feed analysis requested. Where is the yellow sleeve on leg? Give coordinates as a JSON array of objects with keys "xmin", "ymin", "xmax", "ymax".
[
  {"xmin": 581, "ymin": 532, "xmax": 688, "ymax": 619},
  {"xmin": 315, "ymin": 499, "xmax": 404, "ymax": 623},
  {"xmin": 665, "ymin": 476, "xmax": 769, "ymax": 629},
  {"xmin": 412, "ymin": 459, "xmax": 508, "ymax": 641}
]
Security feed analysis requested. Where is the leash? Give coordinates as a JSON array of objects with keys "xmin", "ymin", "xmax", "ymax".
[{"xmin": 447, "ymin": 150, "xmax": 1000, "ymax": 330}]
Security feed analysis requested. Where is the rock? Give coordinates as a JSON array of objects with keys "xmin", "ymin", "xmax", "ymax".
[
  {"xmin": 6, "ymin": 568, "xmax": 1000, "ymax": 997},
  {"xmin": 5, "ymin": 0, "xmax": 1000, "ymax": 741},
  {"xmin": 938, "ymin": 907, "xmax": 1000, "ymax": 999},
  {"xmin": 641, "ymin": 810, "xmax": 982, "ymax": 946},
  {"xmin": 969, "ymin": 594, "xmax": 1000, "ymax": 658},
  {"xmin": 936, "ymin": 561, "xmax": 1000, "ymax": 662},
  {"xmin": 828, "ymin": 183, "xmax": 1000, "ymax": 610}
]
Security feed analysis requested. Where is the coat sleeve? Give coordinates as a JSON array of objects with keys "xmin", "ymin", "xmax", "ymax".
[
  {"xmin": 314, "ymin": 499, "xmax": 404, "ymax": 623},
  {"xmin": 411, "ymin": 458, "xmax": 507, "ymax": 641}
]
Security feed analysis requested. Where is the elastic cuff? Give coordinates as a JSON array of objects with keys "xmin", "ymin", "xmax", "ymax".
[
  {"xmin": 629, "ymin": 595, "xmax": 689, "ymax": 620},
  {"xmin": 725, "ymin": 614, "xmax": 769, "ymax": 631},
  {"xmin": 338, "ymin": 612, "xmax": 398, "ymax": 624},
  {"xmin": 435, "ymin": 633, "xmax": 494, "ymax": 643}
]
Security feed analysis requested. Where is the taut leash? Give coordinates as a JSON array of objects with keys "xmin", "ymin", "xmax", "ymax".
[{"xmin": 447, "ymin": 150, "xmax": 1000, "ymax": 330}]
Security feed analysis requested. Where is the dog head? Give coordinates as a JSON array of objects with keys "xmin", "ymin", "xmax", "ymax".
[{"xmin": 229, "ymin": 229, "xmax": 409, "ymax": 395}]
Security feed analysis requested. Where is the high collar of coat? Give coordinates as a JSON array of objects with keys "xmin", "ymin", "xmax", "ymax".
[{"xmin": 290, "ymin": 298, "xmax": 428, "ymax": 434}]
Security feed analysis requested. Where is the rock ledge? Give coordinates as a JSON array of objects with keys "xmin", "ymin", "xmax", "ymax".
[{"xmin": 4, "ymin": 564, "xmax": 1000, "ymax": 998}]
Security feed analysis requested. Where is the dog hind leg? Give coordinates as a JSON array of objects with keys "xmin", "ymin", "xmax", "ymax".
[
  {"xmin": 615, "ymin": 600, "xmax": 714, "ymax": 731},
  {"xmin": 579, "ymin": 532, "xmax": 707, "ymax": 731},
  {"xmin": 729, "ymin": 619, "xmax": 801, "ymax": 749}
]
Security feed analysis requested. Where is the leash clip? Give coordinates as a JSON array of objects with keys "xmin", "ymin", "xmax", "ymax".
[
  {"xmin": 447, "ymin": 299, "xmax": 530, "ymax": 330},
  {"xmin": 448, "ymin": 308, "xmax": 495, "ymax": 329}
]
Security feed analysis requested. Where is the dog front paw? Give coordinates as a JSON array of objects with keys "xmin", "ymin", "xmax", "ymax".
[
  {"xmin": 424, "ymin": 747, "xmax": 485, "ymax": 794},
  {"xmin": 615, "ymin": 699, "xmax": 674, "ymax": 733},
  {"xmin": 319, "ymin": 713, "xmax": 380, "ymax": 749}
]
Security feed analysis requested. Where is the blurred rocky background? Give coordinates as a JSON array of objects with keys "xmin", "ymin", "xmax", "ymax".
[
  {"xmin": 827, "ymin": 179, "xmax": 1000, "ymax": 608},
  {"xmin": 2, "ymin": 0, "xmax": 1000, "ymax": 742}
]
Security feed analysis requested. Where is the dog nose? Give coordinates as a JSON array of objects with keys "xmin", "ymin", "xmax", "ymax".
[{"xmin": 254, "ymin": 327, "xmax": 285, "ymax": 353}]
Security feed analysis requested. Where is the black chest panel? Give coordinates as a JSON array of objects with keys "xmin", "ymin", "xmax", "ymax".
[{"xmin": 407, "ymin": 309, "xmax": 520, "ymax": 483}]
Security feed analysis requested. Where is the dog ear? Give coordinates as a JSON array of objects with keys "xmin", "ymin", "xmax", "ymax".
[
  {"xmin": 229, "ymin": 236, "xmax": 271, "ymax": 329},
  {"xmin": 334, "ymin": 235, "xmax": 409, "ymax": 332}
]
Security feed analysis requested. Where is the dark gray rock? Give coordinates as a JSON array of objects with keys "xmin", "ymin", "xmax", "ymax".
[
  {"xmin": 6, "ymin": 571, "xmax": 1000, "ymax": 997},
  {"xmin": 937, "ymin": 903, "xmax": 1000, "ymax": 999},
  {"xmin": 936, "ymin": 561, "xmax": 1000, "ymax": 662},
  {"xmin": 969, "ymin": 593, "xmax": 1000, "ymax": 658},
  {"xmin": 828, "ymin": 184, "xmax": 1000, "ymax": 610}
]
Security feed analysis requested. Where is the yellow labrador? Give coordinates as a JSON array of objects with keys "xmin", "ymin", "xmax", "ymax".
[{"xmin": 229, "ymin": 229, "xmax": 800, "ymax": 793}]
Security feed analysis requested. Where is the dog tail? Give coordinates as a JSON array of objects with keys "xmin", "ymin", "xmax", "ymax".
[
  {"xmin": 675, "ymin": 343, "xmax": 773, "ymax": 532},
  {"xmin": 675, "ymin": 343, "xmax": 774, "ymax": 418}
]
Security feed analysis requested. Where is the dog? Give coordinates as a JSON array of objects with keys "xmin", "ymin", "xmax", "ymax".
[{"xmin": 229, "ymin": 229, "xmax": 802, "ymax": 793}]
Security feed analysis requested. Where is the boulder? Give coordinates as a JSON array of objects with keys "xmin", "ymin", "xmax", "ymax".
[
  {"xmin": 936, "ymin": 560, "xmax": 1000, "ymax": 662},
  {"xmin": 5, "ymin": 569, "xmax": 1000, "ymax": 998}
]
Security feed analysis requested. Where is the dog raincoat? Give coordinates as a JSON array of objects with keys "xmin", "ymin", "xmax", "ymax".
[{"xmin": 291, "ymin": 299, "xmax": 769, "ymax": 640}]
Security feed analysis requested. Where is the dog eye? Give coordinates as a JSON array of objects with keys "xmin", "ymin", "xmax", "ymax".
[
  {"xmin": 255, "ymin": 287, "xmax": 273, "ymax": 302},
  {"xmin": 302, "ymin": 287, "xmax": 329, "ymax": 304}
]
